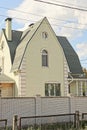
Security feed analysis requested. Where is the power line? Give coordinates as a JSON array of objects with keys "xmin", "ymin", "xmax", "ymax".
[
  {"xmin": 0, "ymin": 5, "xmax": 87, "ymax": 27},
  {"xmin": 49, "ymin": 0, "xmax": 87, "ymax": 9},
  {"xmin": 0, "ymin": 6, "xmax": 86, "ymax": 30},
  {"xmin": 0, "ymin": 6, "xmax": 77, "ymax": 24},
  {"xmin": 0, "ymin": 14, "xmax": 87, "ymax": 31},
  {"xmin": 51, "ymin": 23, "xmax": 87, "ymax": 31},
  {"xmin": 34, "ymin": 0, "xmax": 87, "ymax": 12},
  {"xmin": 81, "ymin": 62, "xmax": 87, "ymax": 63},
  {"xmin": 80, "ymin": 59, "xmax": 87, "ymax": 61}
]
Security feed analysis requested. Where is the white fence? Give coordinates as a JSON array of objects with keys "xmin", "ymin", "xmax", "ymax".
[{"xmin": 0, "ymin": 96, "xmax": 87, "ymax": 126}]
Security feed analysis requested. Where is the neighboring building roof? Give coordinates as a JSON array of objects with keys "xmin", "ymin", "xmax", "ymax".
[
  {"xmin": 0, "ymin": 73, "xmax": 15, "ymax": 83},
  {"xmin": 3, "ymin": 29, "xmax": 23, "ymax": 64},
  {"xmin": 57, "ymin": 36, "xmax": 83, "ymax": 74}
]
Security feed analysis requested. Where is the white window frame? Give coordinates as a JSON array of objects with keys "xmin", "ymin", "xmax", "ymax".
[{"xmin": 45, "ymin": 83, "xmax": 61, "ymax": 96}]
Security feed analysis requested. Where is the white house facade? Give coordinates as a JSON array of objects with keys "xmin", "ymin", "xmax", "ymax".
[{"xmin": 0, "ymin": 17, "xmax": 86, "ymax": 97}]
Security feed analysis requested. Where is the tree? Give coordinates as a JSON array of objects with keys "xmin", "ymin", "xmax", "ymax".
[{"xmin": 83, "ymin": 68, "xmax": 87, "ymax": 77}]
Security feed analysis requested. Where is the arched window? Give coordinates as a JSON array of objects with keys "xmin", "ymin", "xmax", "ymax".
[{"xmin": 42, "ymin": 50, "xmax": 48, "ymax": 67}]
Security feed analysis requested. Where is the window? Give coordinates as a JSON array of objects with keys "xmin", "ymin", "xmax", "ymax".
[
  {"xmin": 45, "ymin": 83, "xmax": 61, "ymax": 96},
  {"xmin": 42, "ymin": 32, "xmax": 48, "ymax": 39},
  {"xmin": 42, "ymin": 50, "xmax": 48, "ymax": 67}
]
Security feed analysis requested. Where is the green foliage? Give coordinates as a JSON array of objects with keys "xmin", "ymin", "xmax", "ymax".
[{"xmin": 21, "ymin": 122, "xmax": 75, "ymax": 130}]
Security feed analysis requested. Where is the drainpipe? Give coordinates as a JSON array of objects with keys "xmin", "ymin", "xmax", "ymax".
[{"xmin": 67, "ymin": 72, "xmax": 74, "ymax": 96}]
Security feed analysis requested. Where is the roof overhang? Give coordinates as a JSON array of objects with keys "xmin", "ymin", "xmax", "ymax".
[
  {"xmin": 0, "ymin": 74, "xmax": 15, "ymax": 83},
  {"xmin": 68, "ymin": 78, "xmax": 87, "ymax": 81}
]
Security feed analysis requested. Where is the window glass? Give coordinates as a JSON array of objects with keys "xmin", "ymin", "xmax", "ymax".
[
  {"xmin": 55, "ymin": 84, "xmax": 60, "ymax": 96},
  {"xmin": 42, "ymin": 32, "xmax": 48, "ymax": 39},
  {"xmin": 42, "ymin": 50, "xmax": 48, "ymax": 67},
  {"xmin": 45, "ymin": 83, "xmax": 61, "ymax": 96},
  {"xmin": 45, "ymin": 84, "xmax": 49, "ymax": 96},
  {"xmin": 50, "ymin": 84, "xmax": 54, "ymax": 96}
]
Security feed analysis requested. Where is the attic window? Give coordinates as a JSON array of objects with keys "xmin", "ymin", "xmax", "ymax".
[{"xmin": 42, "ymin": 32, "xmax": 48, "ymax": 39}]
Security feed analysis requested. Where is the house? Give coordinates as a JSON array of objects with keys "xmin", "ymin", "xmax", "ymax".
[{"xmin": 0, "ymin": 17, "xmax": 87, "ymax": 97}]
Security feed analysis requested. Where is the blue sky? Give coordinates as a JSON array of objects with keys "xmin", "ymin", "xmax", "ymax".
[{"xmin": 0, "ymin": 0, "xmax": 87, "ymax": 68}]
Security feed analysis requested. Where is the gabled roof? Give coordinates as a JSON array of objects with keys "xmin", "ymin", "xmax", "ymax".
[
  {"xmin": 3, "ymin": 17, "xmax": 83, "ymax": 75},
  {"xmin": 57, "ymin": 36, "xmax": 83, "ymax": 74},
  {"xmin": 0, "ymin": 73, "xmax": 14, "ymax": 83},
  {"xmin": 11, "ymin": 17, "xmax": 46, "ymax": 71}
]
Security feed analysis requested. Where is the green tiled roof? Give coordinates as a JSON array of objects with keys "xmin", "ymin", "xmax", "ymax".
[
  {"xmin": 57, "ymin": 36, "xmax": 83, "ymax": 74},
  {"xmin": 0, "ymin": 73, "xmax": 14, "ymax": 83}
]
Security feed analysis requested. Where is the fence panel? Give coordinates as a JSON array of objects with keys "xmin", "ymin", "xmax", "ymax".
[
  {"xmin": 0, "ymin": 97, "xmax": 36, "ymax": 126},
  {"xmin": 0, "ymin": 97, "xmax": 87, "ymax": 127},
  {"xmin": 0, "ymin": 119, "xmax": 7, "ymax": 130}
]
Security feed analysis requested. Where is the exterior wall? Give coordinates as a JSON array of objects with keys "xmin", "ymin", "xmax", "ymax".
[
  {"xmin": 0, "ymin": 33, "xmax": 11, "ymax": 74},
  {"xmin": 0, "ymin": 97, "xmax": 87, "ymax": 126},
  {"xmin": 0, "ymin": 32, "xmax": 21, "ymax": 97},
  {"xmin": 24, "ymin": 19, "xmax": 65, "ymax": 97},
  {"xmin": 70, "ymin": 81, "xmax": 76, "ymax": 96},
  {"xmin": 0, "ymin": 33, "xmax": 20, "ymax": 97},
  {"xmin": 19, "ymin": 56, "xmax": 26, "ymax": 96}
]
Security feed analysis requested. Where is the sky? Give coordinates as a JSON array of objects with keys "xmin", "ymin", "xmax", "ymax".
[{"xmin": 0, "ymin": 0, "xmax": 87, "ymax": 68}]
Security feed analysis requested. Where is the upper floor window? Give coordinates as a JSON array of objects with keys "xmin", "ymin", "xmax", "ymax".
[{"xmin": 42, "ymin": 50, "xmax": 48, "ymax": 67}]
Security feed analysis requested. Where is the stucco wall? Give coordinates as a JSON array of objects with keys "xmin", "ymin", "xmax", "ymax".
[
  {"xmin": 24, "ymin": 19, "xmax": 65, "ymax": 97},
  {"xmin": 0, "ymin": 32, "xmax": 19, "ymax": 97}
]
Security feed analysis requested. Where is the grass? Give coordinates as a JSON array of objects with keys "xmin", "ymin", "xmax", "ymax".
[
  {"xmin": 1, "ymin": 121, "xmax": 87, "ymax": 130},
  {"xmin": 20, "ymin": 122, "xmax": 78, "ymax": 130}
]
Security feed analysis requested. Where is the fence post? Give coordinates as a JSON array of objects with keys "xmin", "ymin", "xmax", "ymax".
[
  {"xmin": 18, "ymin": 118, "xmax": 21, "ymax": 130},
  {"xmin": 74, "ymin": 111, "xmax": 79, "ymax": 129},
  {"xmin": 5, "ymin": 120, "xmax": 7, "ymax": 130},
  {"xmin": 12, "ymin": 115, "xmax": 18, "ymax": 130}
]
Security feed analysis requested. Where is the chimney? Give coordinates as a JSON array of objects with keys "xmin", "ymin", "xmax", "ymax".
[{"xmin": 5, "ymin": 18, "xmax": 12, "ymax": 41}]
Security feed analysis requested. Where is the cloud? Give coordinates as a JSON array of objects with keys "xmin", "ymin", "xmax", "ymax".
[
  {"xmin": 76, "ymin": 43, "xmax": 87, "ymax": 68},
  {"xmin": 7, "ymin": 0, "xmax": 87, "ymax": 38},
  {"xmin": 6, "ymin": 0, "xmax": 87, "ymax": 68},
  {"xmin": 76, "ymin": 43, "xmax": 87, "ymax": 58}
]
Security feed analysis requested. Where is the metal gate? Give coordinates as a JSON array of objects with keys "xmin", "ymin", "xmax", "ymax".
[
  {"xmin": 0, "ymin": 119, "xmax": 7, "ymax": 130},
  {"xmin": 19, "ymin": 113, "xmax": 76, "ymax": 130}
]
